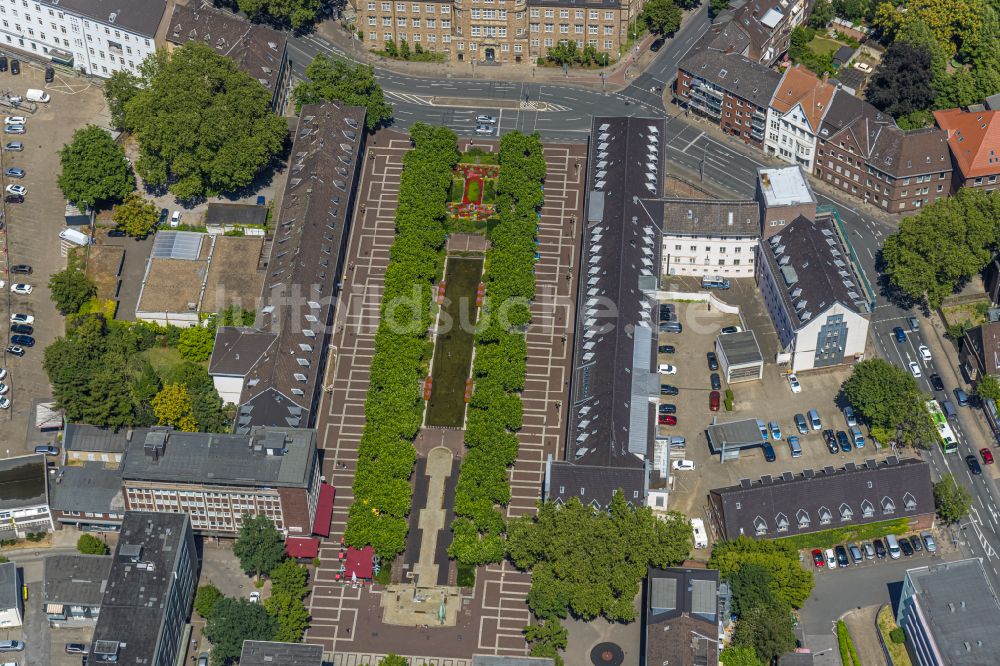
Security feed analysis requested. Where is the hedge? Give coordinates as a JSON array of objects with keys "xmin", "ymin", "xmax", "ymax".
[
  {"xmin": 837, "ymin": 620, "xmax": 861, "ymax": 666},
  {"xmin": 776, "ymin": 517, "xmax": 911, "ymax": 551},
  {"xmin": 449, "ymin": 132, "xmax": 546, "ymax": 565},
  {"xmin": 343, "ymin": 123, "xmax": 459, "ymax": 559}
]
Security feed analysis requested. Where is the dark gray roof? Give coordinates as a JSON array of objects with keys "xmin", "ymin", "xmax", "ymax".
[
  {"xmin": 567, "ymin": 117, "xmax": 663, "ymax": 473},
  {"xmin": 0, "ymin": 455, "xmax": 48, "ymax": 512},
  {"xmin": 731, "ymin": 0, "xmax": 791, "ymax": 62},
  {"xmin": 240, "ymin": 641, "xmax": 324, "ymax": 666},
  {"xmin": 870, "ymin": 125, "xmax": 952, "ymax": 178},
  {"xmin": 43, "ymin": 555, "xmax": 112, "ymax": 606},
  {"xmin": 679, "ymin": 47, "xmax": 782, "ymax": 108},
  {"xmin": 646, "ymin": 567, "xmax": 720, "ymax": 666},
  {"xmin": 718, "ymin": 330, "xmax": 763, "ymax": 366},
  {"xmin": 545, "ymin": 460, "xmax": 646, "ymax": 509},
  {"xmin": 472, "ymin": 657, "xmax": 556, "ymax": 666},
  {"xmin": 203, "ymin": 203, "xmax": 269, "ymax": 228},
  {"xmin": 835, "ymin": 67, "xmax": 867, "ymax": 93},
  {"xmin": 168, "ymin": 3, "xmax": 287, "ymax": 95},
  {"xmin": 88, "ymin": 512, "xmax": 194, "ymax": 666},
  {"xmin": 761, "ymin": 214, "xmax": 871, "ymax": 326},
  {"xmin": 819, "ymin": 89, "xmax": 894, "ymax": 155},
  {"xmin": 0, "ymin": 562, "xmax": 18, "ymax": 611},
  {"xmin": 239, "ymin": 103, "xmax": 367, "ymax": 430},
  {"xmin": 706, "ymin": 418, "xmax": 765, "ymax": 454},
  {"xmin": 121, "ymin": 427, "xmax": 316, "ymax": 488},
  {"xmin": 662, "ymin": 199, "xmax": 760, "ymax": 237},
  {"xmin": 833, "ymin": 45, "xmax": 856, "ymax": 64},
  {"xmin": 703, "ymin": 20, "xmax": 752, "ymax": 56},
  {"xmin": 902, "ymin": 558, "xmax": 1000, "ymax": 665},
  {"xmin": 209, "ymin": 327, "xmax": 277, "ymax": 377},
  {"xmin": 710, "ymin": 457, "xmax": 934, "ymax": 540},
  {"xmin": 48, "ymin": 463, "xmax": 125, "ymax": 515},
  {"xmin": 47, "ymin": 0, "xmax": 166, "ymax": 36},
  {"xmin": 778, "ymin": 654, "xmax": 815, "ymax": 666},
  {"xmin": 986, "ymin": 93, "xmax": 1000, "ymax": 111},
  {"xmin": 63, "ymin": 424, "xmax": 154, "ymax": 454}
]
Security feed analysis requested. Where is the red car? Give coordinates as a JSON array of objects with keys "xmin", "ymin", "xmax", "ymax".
[
  {"xmin": 981, "ymin": 448, "xmax": 994, "ymax": 465},
  {"xmin": 709, "ymin": 390, "xmax": 720, "ymax": 412},
  {"xmin": 812, "ymin": 549, "xmax": 825, "ymax": 568},
  {"xmin": 658, "ymin": 414, "xmax": 677, "ymax": 426}
]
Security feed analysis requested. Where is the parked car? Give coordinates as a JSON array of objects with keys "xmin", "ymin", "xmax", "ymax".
[
  {"xmin": 862, "ymin": 542, "xmax": 875, "ymax": 560},
  {"xmin": 10, "ymin": 335, "xmax": 33, "ymax": 347},
  {"xmin": 660, "ymin": 321, "xmax": 682, "ymax": 333},
  {"xmin": 909, "ymin": 535, "xmax": 923, "ymax": 552},
  {"xmin": 836, "ymin": 430, "xmax": 852, "ymax": 453},
  {"xmin": 10, "ymin": 59, "xmax": 19, "ymax": 75},
  {"xmin": 256, "ymin": 195, "xmax": 266, "ymax": 206},
  {"xmin": 843, "ymin": 405, "xmax": 857, "ymax": 427},
  {"xmin": 834, "ymin": 545, "xmax": 850, "ymax": 568},
  {"xmin": 788, "ymin": 435, "xmax": 802, "ymax": 457},
  {"xmin": 474, "ymin": 124, "xmax": 494, "ymax": 135},
  {"xmin": 171, "ymin": 210, "xmax": 181, "ymax": 227},
  {"xmin": 930, "ymin": 374, "xmax": 945, "ymax": 391},
  {"xmin": 4, "ymin": 194, "xmax": 22, "ymax": 203},
  {"xmin": 2, "ymin": 125, "xmax": 24, "ymax": 135},
  {"xmin": 0, "ymin": 383, "xmax": 8, "ymax": 395},
  {"xmin": 10, "ymin": 314, "xmax": 33, "ymax": 325},
  {"xmin": 658, "ymin": 414, "xmax": 677, "ymax": 426},
  {"xmin": 710, "ymin": 373, "xmax": 721, "ymax": 390},
  {"xmin": 894, "ymin": 326, "xmax": 906, "ymax": 343},
  {"xmin": 707, "ymin": 352, "xmax": 718, "ymax": 371},
  {"xmin": 720, "ymin": 325, "xmax": 742, "ymax": 334},
  {"xmin": 955, "ymin": 388, "xmax": 970, "ymax": 406},
  {"xmin": 848, "ymin": 543, "xmax": 863, "ymax": 564},
  {"xmin": 658, "ymin": 404, "xmax": 676, "ymax": 414},
  {"xmin": 921, "ymin": 532, "xmax": 937, "ymax": 552},
  {"xmin": 107, "ymin": 229, "xmax": 127, "ymax": 237},
  {"xmin": 0, "ymin": 640, "xmax": 24, "ymax": 651},
  {"xmin": 825, "ymin": 547, "xmax": 837, "ymax": 569},
  {"xmin": 918, "ymin": 345, "xmax": 932, "ymax": 361},
  {"xmin": 158, "ymin": 208, "xmax": 169, "ymax": 226},
  {"xmin": 475, "ymin": 114, "xmax": 498, "ymax": 124},
  {"xmin": 9, "ymin": 324, "xmax": 31, "ymax": 335},
  {"xmin": 794, "ymin": 413, "xmax": 808, "ymax": 434},
  {"xmin": 671, "ymin": 459, "xmax": 695, "ymax": 471},
  {"xmin": 873, "ymin": 539, "xmax": 887, "ymax": 559},
  {"xmin": 908, "ymin": 316, "xmax": 920, "ymax": 331},
  {"xmin": 808, "ymin": 408, "xmax": 822, "ymax": 430},
  {"xmin": 812, "ymin": 549, "xmax": 825, "ymax": 568},
  {"xmin": 658, "ymin": 345, "xmax": 675, "ymax": 354},
  {"xmin": 9, "ymin": 264, "xmax": 31, "ymax": 275},
  {"xmin": 35, "ymin": 445, "xmax": 59, "ymax": 456},
  {"xmin": 908, "ymin": 361, "xmax": 922, "ymax": 378},
  {"xmin": 761, "ymin": 442, "xmax": 775, "ymax": 462},
  {"xmin": 967, "ymin": 454, "xmax": 983, "ymax": 475},
  {"xmin": 660, "ymin": 384, "xmax": 678, "ymax": 395},
  {"xmin": 823, "ymin": 428, "xmax": 840, "ymax": 453},
  {"xmin": 757, "ymin": 419, "xmax": 769, "ymax": 441},
  {"xmin": 0, "ymin": 57, "xmax": 6, "ymax": 72},
  {"xmin": 658, "ymin": 364, "xmax": 677, "ymax": 375},
  {"xmin": 45, "ymin": 66, "xmax": 54, "ymax": 82},
  {"xmin": 4, "ymin": 116, "xmax": 25, "ymax": 125},
  {"xmin": 5, "ymin": 184, "xmax": 25, "ymax": 196},
  {"xmin": 249, "ymin": 591, "xmax": 261, "ymax": 603},
  {"xmin": 4, "ymin": 141, "xmax": 22, "ymax": 151},
  {"xmin": 768, "ymin": 421, "xmax": 782, "ymax": 440},
  {"xmin": 982, "ymin": 448, "xmax": 995, "ymax": 465},
  {"xmin": 900, "ymin": 538, "xmax": 915, "ymax": 557},
  {"xmin": 0, "ymin": 397, "xmax": 9, "ymax": 410},
  {"xmin": 5, "ymin": 345, "xmax": 24, "ymax": 357},
  {"xmin": 198, "ymin": 653, "xmax": 209, "ymax": 666},
  {"xmin": 10, "ymin": 284, "xmax": 31, "ymax": 295},
  {"xmin": 709, "ymin": 390, "xmax": 720, "ymax": 412},
  {"xmin": 854, "ymin": 61, "xmax": 872, "ymax": 72},
  {"xmin": 787, "ymin": 373, "xmax": 801, "ymax": 393},
  {"xmin": 3, "ymin": 167, "xmax": 24, "ymax": 178}
]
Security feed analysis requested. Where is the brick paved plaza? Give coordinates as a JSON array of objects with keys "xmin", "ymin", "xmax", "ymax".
[{"xmin": 306, "ymin": 131, "xmax": 586, "ymax": 664}]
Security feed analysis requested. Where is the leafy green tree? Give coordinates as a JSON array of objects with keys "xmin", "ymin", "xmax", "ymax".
[
  {"xmin": 151, "ymin": 383, "xmax": 198, "ymax": 432},
  {"xmin": 293, "ymin": 55, "xmax": 393, "ymax": 130},
  {"xmin": 377, "ymin": 656, "xmax": 409, "ymax": 666},
  {"xmin": 58, "ymin": 125, "xmax": 133, "ymax": 209},
  {"xmin": 264, "ymin": 591, "xmax": 310, "ymax": 642},
  {"xmin": 166, "ymin": 360, "xmax": 231, "ymax": 431},
  {"xmin": 269, "ymin": 559, "xmax": 308, "ymax": 599},
  {"xmin": 48, "ymin": 261, "xmax": 97, "ymax": 315},
  {"xmin": 841, "ymin": 359, "xmax": 936, "ymax": 447},
  {"xmin": 976, "ymin": 374, "xmax": 1000, "ymax": 402},
  {"xmin": 808, "ymin": 0, "xmax": 834, "ymax": 28},
  {"xmin": 123, "ymin": 42, "xmax": 287, "ymax": 200},
  {"xmin": 720, "ymin": 646, "xmax": 765, "ymax": 666},
  {"xmin": 76, "ymin": 534, "xmax": 108, "ymax": 555},
  {"xmin": 874, "ymin": 0, "xmax": 981, "ymax": 58},
  {"xmin": 178, "ymin": 326, "xmax": 216, "ymax": 362},
  {"xmin": 865, "ymin": 42, "xmax": 936, "ymax": 119},
  {"xmin": 934, "ymin": 473, "xmax": 972, "ymax": 523},
  {"xmin": 644, "ymin": 0, "xmax": 683, "ymax": 35},
  {"xmin": 708, "ymin": 537, "xmax": 814, "ymax": 609},
  {"xmin": 194, "ymin": 584, "xmax": 223, "ymax": 619},
  {"xmin": 236, "ymin": 0, "xmax": 320, "ymax": 30},
  {"xmin": 728, "ymin": 564, "xmax": 777, "ymax": 618},
  {"xmin": 710, "ymin": 0, "xmax": 731, "ymax": 16},
  {"xmin": 524, "ymin": 618, "xmax": 568, "ymax": 665},
  {"xmin": 732, "ymin": 601, "xmax": 797, "ymax": 664},
  {"xmin": 234, "ymin": 515, "xmax": 286, "ymax": 579},
  {"xmin": 833, "ymin": 0, "xmax": 873, "ymax": 21},
  {"xmin": 112, "ymin": 193, "xmax": 158, "ymax": 239},
  {"xmin": 204, "ymin": 597, "xmax": 277, "ymax": 666},
  {"xmin": 103, "ymin": 69, "xmax": 141, "ymax": 130}
]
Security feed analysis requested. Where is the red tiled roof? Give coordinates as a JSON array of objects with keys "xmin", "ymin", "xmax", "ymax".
[
  {"xmin": 285, "ymin": 536, "xmax": 319, "ymax": 559},
  {"xmin": 933, "ymin": 108, "xmax": 1000, "ymax": 178},
  {"xmin": 312, "ymin": 483, "xmax": 334, "ymax": 537},
  {"xmin": 345, "ymin": 546, "xmax": 374, "ymax": 579},
  {"xmin": 770, "ymin": 65, "xmax": 836, "ymax": 132}
]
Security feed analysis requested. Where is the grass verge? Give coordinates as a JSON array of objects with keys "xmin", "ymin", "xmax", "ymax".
[
  {"xmin": 457, "ymin": 562, "xmax": 476, "ymax": 587},
  {"xmin": 776, "ymin": 517, "xmax": 911, "ymax": 550},
  {"xmin": 877, "ymin": 605, "xmax": 912, "ymax": 666}
]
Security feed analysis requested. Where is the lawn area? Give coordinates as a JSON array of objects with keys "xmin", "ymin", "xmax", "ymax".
[
  {"xmin": 425, "ymin": 257, "xmax": 484, "ymax": 427},
  {"xmin": 807, "ymin": 36, "xmax": 844, "ymax": 56},
  {"xmin": 465, "ymin": 178, "xmax": 482, "ymax": 204},
  {"xmin": 449, "ymin": 178, "xmax": 465, "ymax": 202},
  {"xmin": 142, "ymin": 346, "xmax": 203, "ymax": 379},
  {"xmin": 877, "ymin": 605, "xmax": 912, "ymax": 666},
  {"xmin": 457, "ymin": 562, "xmax": 476, "ymax": 588},
  {"xmin": 776, "ymin": 517, "xmax": 910, "ymax": 550}
]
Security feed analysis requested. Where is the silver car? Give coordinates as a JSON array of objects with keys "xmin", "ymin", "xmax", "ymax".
[
  {"xmin": 476, "ymin": 114, "xmax": 497, "ymax": 124},
  {"xmin": 474, "ymin": 124, "xmax": 494, "ymax": 135}
]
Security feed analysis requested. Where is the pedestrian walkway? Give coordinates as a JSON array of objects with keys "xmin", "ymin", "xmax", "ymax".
[{"xmin": 842, "ymin": 606, "xmax": 888, "ymax": 666}]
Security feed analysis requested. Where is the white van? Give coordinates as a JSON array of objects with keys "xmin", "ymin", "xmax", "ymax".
[
  {"xmin": 701, "ymin": 275, "xmax": 731, "ymax": 289},
  {"xmin": 25, "ymin": 89, "xmax": 49, "ymax": 103},
  {"xmin": 59, "ymin": 228, "xmax": 90, "ymax": 246},
  {"xmin": 807, "ymin": 408, "xmax": 822, "ymax": 430},
  {"xmin": 691, "ymin": 518, "xmax": 708, "ymax": 549},
  {"xmin": 886, "ymin": 534, "xmax": 902, "ymax": 560}
]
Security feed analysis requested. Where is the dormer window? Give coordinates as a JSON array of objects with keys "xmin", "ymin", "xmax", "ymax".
[
  {"xmin": 796, "ymin": 509, "xmax": 810, "ymax": 529},
  {"xmin": 819, "ymin": 506, "xmax": 832, "ymax": 525},
  {"xmin": 861, "ymin": 499, "xmax": 874, "ymax": 518},
  {"xmin": 754, "ymin": 516, "xmax": 768, "ymax": 535},
  {"xmin": 904, "ymin": 492, "xmax": 917, "ymax": 511},
  {"xmin": 840, "ymin": 503, "xmax": 853, "ymax": 521},
  {"xmin": 881, "ymin": 496, "xmax": 896, "ymax": 514},
  {"xmin": 775, "ymin": 513, "xmax": 789, "ymax": 532}
]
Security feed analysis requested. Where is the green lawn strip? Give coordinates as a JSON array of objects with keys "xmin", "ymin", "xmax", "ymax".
[
  {"xmin": 775, "ymin": 517, "xmax": 911, "ymax": 550},
  {"xmin": 449, "ymin": 177, "xmax": 465, "ymax": 202},
  {"xmin": 466, "ymin": 178, "xmax": 482, "ymax": 203},
  {"xmin": 426, "ymin": 257, "xmax": 484, "ymax": 427},
  {"xmin": 877, "ymin": 605, "xmax": 912, "ymax": 666},
  {"xmin": 456, "ymin": 562, "xmax": 476, "ymax": 587},
  {"xmin": 807, "ymin": 36, "xmax": 844, "ymax": 56},
  {"xmin": 142, "ymin": 346, "xmax": 198, "ymax": 379},
  {"xmin": 837, "ymin": 620, "xmax": 862, "ymax": 666},
  {"xmin": 482, "ymin": 179, "xmax": 497, "ymax": 203}
]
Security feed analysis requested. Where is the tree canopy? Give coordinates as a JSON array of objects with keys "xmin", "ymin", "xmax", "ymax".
[
  {"xmin": 58, "ymin": 125, "xmax": 134, "ymax": 209},
  {"xmin": 841, "ymin": 359, "xmax": 935, "ymax": 447},
  {"xmin": 151, "ymin": 383, "xmax": 199, "ymax": 432},
  {"xmin": 194, "ymin": 584, "xmax": 223, "ymax": 619},
  {"xmin": 934, "ymin": 473, "xmax": 972, "ymax": 523},
  {"xmin": 864, "ymin": 42, "xmax": 936, "ymax": 120},
  {"xmin": 48, "ymin": 259, "xmax": 97, "ymax": 315},
  {"xmin": 234, "ymin": 515, "xmax": 287, "ymax": 579},
  {"xmin": 77, "ymin": 533, "xmax": 108, "ymax": 555},
  {"xmin": 113, "ymin": 193, "xmax": 159, "ymax": 239},
  {"xmin": 234, "ymin": 0, "xmax": 321, "ymax": 30},
  {"xmin": 293, "ymin": 55, "xmax": 393, "ymax": 130},
  {"xmin": 708, "ymin": 537, "xmax": 814, "ymax": 609},
  {"xmin": 178, "ymin": 326, "xmax": 216, "ymax": 362},
  {"xmin": 643, "ymin": 0, "xmax": 683, "ymax": 35},
  {"xmin": 977, "ymin": 375, "xmax": 1000, "ymax": 402},
  {"xmin": 204, "ymin": 597, "xmax": 277, "ymax": 666},
  {"xmin": 808, "ymin": 0, "xmax": 834, "ymax": 28},
  {"xmin": 115, "ymin": 42, "xmax": 287, "ymax": 200},
  {"xmin": 732, "ymin": 601, "xmax": 797, "ymax": 663}
]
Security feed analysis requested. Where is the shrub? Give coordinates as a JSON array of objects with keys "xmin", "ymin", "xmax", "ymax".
[
  {"xmin": 77, "ymin": 533, "xmax": 108, "ymax": 555},
  {"xmin": 837, "ymin": 620, "xmax": 861, "ymax": 666},
  {"xmin": 890, "ymin": 627, "xmax": 906, "ymax": 644}
]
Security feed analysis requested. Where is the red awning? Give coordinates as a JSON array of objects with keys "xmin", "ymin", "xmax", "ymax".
[
  {"xmin": 345, "ymin": 545, "xmax": 374, "ymax": 580},
  {"xmin": 312, "ymin": 483, "xmax": 335, "ymax": 537},
  {"xmin": 285, "ymin": 537, "xmax": 319, "ymax": 559}
]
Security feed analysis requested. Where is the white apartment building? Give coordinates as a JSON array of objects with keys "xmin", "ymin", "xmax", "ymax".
[
  {"xmin": 0, "ymin": 0, "xmax": 165, "ymax": 77},
  {"xmin": 660, "ymin": 200, "xmax": 760, "ymax": 278},
  {"xmin": 764, "ymin": 65, "xmax": 836, "ymax": 171}
]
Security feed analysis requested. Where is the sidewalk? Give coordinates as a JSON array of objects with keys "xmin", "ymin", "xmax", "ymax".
[
  {"xmin": 842, "ymin": 606, "xmax": 888, "ymax": 666},
  {"xmin": 314, "ymin": 13, "xmax": 696, "ymax": 91}
]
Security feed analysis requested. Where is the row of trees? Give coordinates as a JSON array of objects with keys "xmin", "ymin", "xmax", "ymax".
[
  {"xmin": 448, "ymin": 132, "xmax": 546, "ymax": 566},
  {"xmin": 709, "ymin": 538, "xmax": 814, "ymax": 663},
  {"xmin": 881, "ymin": 189, "xmax": 1000, "ymax": 307},
  {"xmin": 343, "ymin": 124, "xmax": 459, "ymax": 558},
  {"xmin": 226, "ymin": 0, "xmax": 321, "ymax": 31},
  {"xmin": 841, "ymin": 359, "xmax": 936, "ymax": 447},
  {"xmin": 509, "ymin": 493, "xmax": 693, "ymax": 663},
  {"xmin": 293, "ymin": 54, "xmax": 394, "ymax": 131}
]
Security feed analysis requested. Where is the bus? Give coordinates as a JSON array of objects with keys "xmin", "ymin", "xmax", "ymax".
[{"xmin": 926, "ymin": 400, "xmax": 958, "ymax": 453}]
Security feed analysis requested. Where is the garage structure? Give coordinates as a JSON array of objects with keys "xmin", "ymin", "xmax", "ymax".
[
  {"xmin": 706, "ymin": 418, "xmax": 765, "ymax": 460},
  {"xmin": 716, "ymin": 331, "xmax": 764, "ymax": 382}
]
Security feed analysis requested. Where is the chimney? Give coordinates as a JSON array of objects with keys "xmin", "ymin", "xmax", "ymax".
[{"xmin": 822, "ymin": 71, "xmax": 829, "ymax": 83}]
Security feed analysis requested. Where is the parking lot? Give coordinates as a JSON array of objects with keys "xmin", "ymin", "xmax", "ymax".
[
  {"xmin": 658, "ymin": 298, "xmax": 898, "ymax": 526},
  {"xmin": 0, "ymin": 64, "xmax": 108, "ymax": 454}
]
